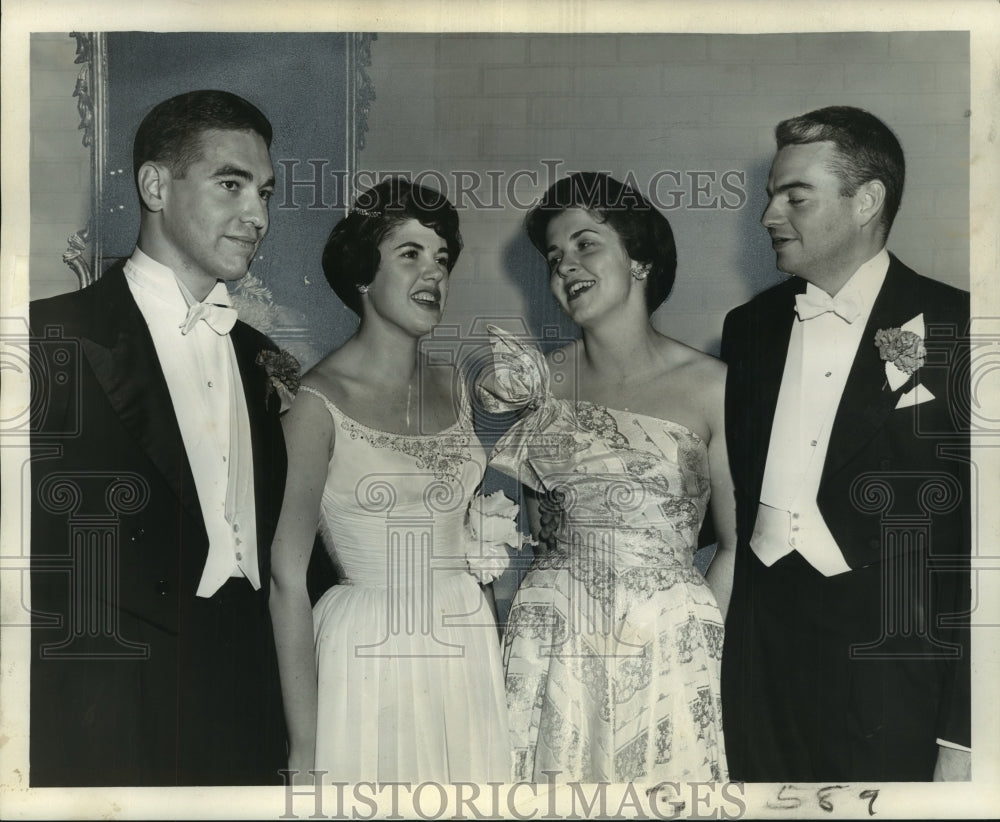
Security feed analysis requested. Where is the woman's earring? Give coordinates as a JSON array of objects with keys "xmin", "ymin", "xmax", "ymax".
[
  {"xmin": 357, "ymin": 284, "xmax": 370, "ymax": 294},
  {"xmin": 631, "ymin": 264, "xmax": 650, "ymax": 281}
]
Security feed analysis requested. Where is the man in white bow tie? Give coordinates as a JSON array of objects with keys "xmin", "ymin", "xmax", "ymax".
[
  {"xmin": 718, "ymin": 106, "xmax": 970, "ymax": 781},
  {"xmin": 29, "ymin": 90, "xmax": 290, "ymax": 786}
]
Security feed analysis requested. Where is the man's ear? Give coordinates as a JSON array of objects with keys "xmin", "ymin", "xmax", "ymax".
[
  {"xmin": 855, "ymin": 179, "xmax": 886, "ymax": 229},
  {"xmin": 136, "ymin": 162, "xmax": 169, "ymax": 212}
]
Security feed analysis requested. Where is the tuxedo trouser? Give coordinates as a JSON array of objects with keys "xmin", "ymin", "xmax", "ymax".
[
  {"xmin": 31, "ymin": 576, "xmax": 286, "ymax": 786},
  {"xmin": 722, "ymin": 549, "xmax": 947, "ymax": 782}
]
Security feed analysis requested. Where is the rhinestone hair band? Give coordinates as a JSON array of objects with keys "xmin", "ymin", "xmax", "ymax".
[{"xmin": 352, "ymin": 206, "xmax": 382, "ymax": 218}]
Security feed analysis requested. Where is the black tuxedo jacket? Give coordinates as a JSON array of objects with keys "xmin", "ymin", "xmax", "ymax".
[
  {"xmin": 721, "ymin": 254, "xmax": 970, "ymax": 781},
  {"xmin": 29, "ymin": 261, "xmax": 288, "ymax": 786}
]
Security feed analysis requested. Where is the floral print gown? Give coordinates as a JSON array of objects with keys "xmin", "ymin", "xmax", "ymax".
[
  {"xmin": 299, "ymin": 385, "xmax": 511, "ymax": 783},
  {"xmin": 478, "ymin": 327, "xmax": 727, "ymax": 783}
]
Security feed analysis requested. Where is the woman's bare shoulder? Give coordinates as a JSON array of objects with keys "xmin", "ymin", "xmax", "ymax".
[
  {"xmin": 656, "ymin": 338, "xmax": 727, "ymax": 434},
  {"xmin": 658, "ymin": 336, "xmax": 725, "ymax": 382},
  {"xmin": 300, "ymin": 350, "xmax": 358, "ymax": 397},
  {"xmin": 685, "ymin": 347, "xmax": 727, "ymax": 386}
]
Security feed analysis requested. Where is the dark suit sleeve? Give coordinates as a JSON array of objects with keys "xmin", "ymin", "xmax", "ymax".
[
  {"xmin": 29, "ymin": 301, "xmax": 69, "ymax": 436},
  {"xmin": 720, "ymin": 305, "xmax": 753, "ymax": 490},
  {"xmin": 720, "ymin": 308, "xmax": 740, "ymax": 367},
  {"xmin": 696, "ymin": 308, "xmax": 743, "ymax": 553},
  {"xmin": 934, "ymin": 290, "xmax": 971, "ymax": 749},
  {"xmin": 936, "ymin": 575, "xmax": 971, "ymax": 748}
]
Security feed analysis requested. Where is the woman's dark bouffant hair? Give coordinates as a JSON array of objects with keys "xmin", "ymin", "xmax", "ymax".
[
  {"xmin": 525, "ymin": 172, "xmax": 677, "ymax": 315},
  {"xmin": 322, "ymin": 178, "xmax": 463, "ymax": 316}
]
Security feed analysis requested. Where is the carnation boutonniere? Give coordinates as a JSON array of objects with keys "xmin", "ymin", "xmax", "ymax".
[
  {"xmin": 874, "ymin": 313, "xmax": 925, "ymax": 392},
  {"xmin": 464, "ymin": 490, "xmax": 536, "ymax": 585},
  {"xmin": 256, "ymin": 348, "xmax": 301, "ymax": 413}
]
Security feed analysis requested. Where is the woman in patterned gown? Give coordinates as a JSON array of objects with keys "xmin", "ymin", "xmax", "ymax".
[
  {"xmin": 269, "ymin": 179, "xmax": 511, "ymax": 783},
  {"xmin": 478, "ymin": 172, "xmax": 736, "ymax": 783}
]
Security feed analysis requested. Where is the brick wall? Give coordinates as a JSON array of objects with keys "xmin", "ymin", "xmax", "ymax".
[{"xmin": 360, "ymin": 31, "xmax": 970, "ymax": 355}]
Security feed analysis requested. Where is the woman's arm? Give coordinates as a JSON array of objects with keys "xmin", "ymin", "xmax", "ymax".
[
  {"xmin": 703, "ymin": 362, "xmax": 737, "ymax": 621},
  {"xmin": 269, "ymin": 389, "xmax": 334, "ymax": 778}
]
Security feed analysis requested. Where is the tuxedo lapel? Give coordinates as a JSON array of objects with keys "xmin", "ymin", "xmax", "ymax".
[
  {"xmin": 822, "ymin": 259, "xmax": 917, "ymax": 482},
  {"xmin": 80, "ymin": 265, "xmax": 203, "ymax": 524},
  {"xmin": 231, "ymin": 323, "xmax": 269, "ymax": 425}
]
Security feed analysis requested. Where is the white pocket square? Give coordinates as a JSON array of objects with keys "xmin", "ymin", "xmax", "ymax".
[{"xmin": 896, "ymin": 383, "xmax": 935, "ymax": 410}]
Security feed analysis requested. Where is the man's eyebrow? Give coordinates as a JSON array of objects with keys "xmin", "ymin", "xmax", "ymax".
[
  {"xmin": 765, "ymin": 180, "xmax": 815, "ymax": 196},
  {"xmin": 211, "ymin": 165, "xmax": 276, "ymax": 189},
  {"xmin": 211, "ymin": 164, "xmax": 254, "ymax": 181}
]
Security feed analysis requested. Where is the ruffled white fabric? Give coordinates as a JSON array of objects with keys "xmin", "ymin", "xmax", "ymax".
[{"xmin": 464, "ymin": 490, "xmax": 532, "ymax": 584}]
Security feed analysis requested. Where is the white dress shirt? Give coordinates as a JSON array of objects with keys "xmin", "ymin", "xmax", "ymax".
[
  {"xmin": 752, "ymin": 249, "xmax": 890, "ymax": 577},
  {"xmin": 124, "ymin": 248, "xmax": 260, "ymax": 596}
]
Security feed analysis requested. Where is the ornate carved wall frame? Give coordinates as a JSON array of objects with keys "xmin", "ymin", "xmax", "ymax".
[{"xmin": 65, "ymin": 31, "xmax": 107, "ymax": 288}]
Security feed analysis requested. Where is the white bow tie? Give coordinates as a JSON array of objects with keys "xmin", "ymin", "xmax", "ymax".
[
  {"xmin": 794, "ymin": 289, "xmax": 863, "ymax": 324},
  {"xmin": 179, "ymin": 300, "xmax": 238, "ymax": 336}
]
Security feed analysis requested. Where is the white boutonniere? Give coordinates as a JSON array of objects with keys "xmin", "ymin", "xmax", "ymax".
[
  {"xmin": 464, "ymin": 490, "xmax": 535, "ymax": 584},
  {"xmin": 874, "ymin": 314, "xmax": 935, "ymax": 408},
  {"xmin": 256, "ymin": 348, "xmax": 301, "ymax": 413}
]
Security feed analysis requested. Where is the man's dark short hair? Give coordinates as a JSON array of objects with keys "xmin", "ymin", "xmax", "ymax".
[
  {"xmin": 775, "ymin": 105, "xmax": 905, "ymax": 239},
  {"xmin": 525, "ymin": 171, "xmax": 677, "ymax": 315},
  {"xmin": 132, "ymin": 89, "xmax": 273, "ymax": 196},
  {"xmin": 322, "ymin": 178, "xmax": 463, "ymax": 317}
]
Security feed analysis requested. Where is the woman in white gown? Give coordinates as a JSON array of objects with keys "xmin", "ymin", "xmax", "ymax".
[
  {"xmin": 477, "ymin": 173, "xmax": 737, "ymax": 783},
  {"xmin": 269, "ymin": 179, "xmax": 511, "ymax": 783}
]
